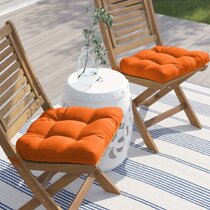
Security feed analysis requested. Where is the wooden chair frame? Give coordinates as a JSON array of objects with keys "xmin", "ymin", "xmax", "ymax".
[
  {"xmin": 0, "ymin": 21, "xmax": 120, "ymax": 210},
  {"xmin": 94, "ymin": 0, "xmax": 207, "ymax": 153}
]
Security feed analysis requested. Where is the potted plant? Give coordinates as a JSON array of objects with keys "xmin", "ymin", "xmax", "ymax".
[{"xmin": 77, "ymin": 8, "xmax": 113, "ymax": 85}]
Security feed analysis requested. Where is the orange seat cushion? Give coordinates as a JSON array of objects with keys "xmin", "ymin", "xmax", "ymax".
[
  {"xmin": 16, "ymin": 107, "xmax": 123, "ymax": 165},
  {"xmin": 120, "ymin": 46, "xmax": 209, "ymax": 83}
]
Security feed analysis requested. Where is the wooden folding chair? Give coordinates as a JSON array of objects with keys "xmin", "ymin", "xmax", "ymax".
[
  {"xmin": 0, "ymin": 21, "xmax": 123, "ymax": 210},
  {"xmin": 94, "ymin": 0, "xmax": 209, "ymax": 153}
]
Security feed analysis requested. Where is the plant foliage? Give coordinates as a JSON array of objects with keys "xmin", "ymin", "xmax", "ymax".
[{"xmin": 82, "ymin": 8, "xmax": 113, "ymax": 65}]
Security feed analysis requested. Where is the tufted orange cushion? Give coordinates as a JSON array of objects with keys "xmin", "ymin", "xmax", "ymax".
[
  {"xmin": 16, "ymin": 107, "xmax": 123, "ymax": 165},
  {"xmin": 120, "ymin": 46, "xmax": 209, "ymax": 83}
]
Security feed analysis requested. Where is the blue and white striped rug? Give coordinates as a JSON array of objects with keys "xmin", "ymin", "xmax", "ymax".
[{"xmin": 0, "ymin": 82, "xmax": 210, "ymax": 210}]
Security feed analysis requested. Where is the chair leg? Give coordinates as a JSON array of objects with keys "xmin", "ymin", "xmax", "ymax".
[
  {"xmin": 174, "ymin": 85, "xmax": 202, "ymax": 128},
  {"xmin": 147, "ymin": 104, "xmax": 185, "ymax": 127},
  {"xmin": 143, "ymin": 86, "xmax": 173, "ymax": 106},
  {"xmin": 143, "ymin": 74, "xmax": 194, "ymax": 107},
  {"xmin": 132, "ymin": 101, "xmax": 159, "ymax": 153},
  {"xmin": 69, "ymin": 173, "xmax": 95, "ymax": 210},
  {"xmin": 37, "ymin": 171, "xmax": 52, "ymax": 183},
  {"xmin": 133, "ymin": 88, "xmax": 157, "ymax": 106},
  {"xmin": 37, "ymin": 171, "xmax": 56, "ymax": 187},
  {"xmin": 94, "ymin": 168, "xmax": 120, "ymax": 194},
  {"xmin": 19, "ymin": 173, "xmax": 79, "ymax": 210},
  {"xmin": 12, "ymin": 163, "xmax": 61, "ymax": 210}
]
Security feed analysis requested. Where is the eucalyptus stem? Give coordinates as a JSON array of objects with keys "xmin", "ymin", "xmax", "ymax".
[
  {"xmin": 78, "ymin": 8, "xmax": 113, "ymax": 78},
  {"xmin": 78, "ymin": 24, "xmax": 94, "ymax": 78}
]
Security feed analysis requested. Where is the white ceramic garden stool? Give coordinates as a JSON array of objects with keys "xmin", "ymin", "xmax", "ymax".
[{"xmin": 62, "ymin": 68, "xmax": 133, "ymax": 171}]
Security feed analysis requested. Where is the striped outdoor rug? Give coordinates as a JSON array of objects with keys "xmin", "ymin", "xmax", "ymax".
[{"xmin": 0, "ymin": 82, "xmax": 210, "ymax": 210}]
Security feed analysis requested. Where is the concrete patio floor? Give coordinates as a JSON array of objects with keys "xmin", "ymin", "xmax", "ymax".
[{"xmin": 0, "ymin": 0, "xmax": 209, "ymax": 103}]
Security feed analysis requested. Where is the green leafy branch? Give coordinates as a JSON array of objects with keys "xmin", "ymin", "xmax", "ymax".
[{"xmin": 82, "ymin": 8, "xmax": 113, "ymax": 65}]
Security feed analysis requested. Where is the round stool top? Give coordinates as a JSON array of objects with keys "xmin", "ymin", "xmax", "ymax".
[
  {"xmin": 65, "ymin": 68, "xmax": 129, "ymax": 101},
  {"xmin": 67, "ymin": 68, "xmax": 127, "ymax": 93}
]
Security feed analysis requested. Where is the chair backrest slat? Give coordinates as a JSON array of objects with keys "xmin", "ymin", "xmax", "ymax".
[
  {"xmin": 5, "ymin": 96, "xmax": 44, "ymax": 139},
  {"xmin": 104, "ymin": 0, "xmax": 154, "ymax": 50},
  {"xmin": 0, "ymin": 61, "xmax": 21, "ymax": 84},
  {"xmin": 0, "ymin": 46, "xmax": 14, "ymax": 62},
  {"xmin": 108, "ymin": 0, "xmax": 141, "ymax": 10},
  {"xmin": 113, "ymin": 35, "xmax": 156, "ymax": 54},
  {"xmin": 0, "ymin": 70, "xmax": 26, "ymax": 96},
  {"xmin": 114, "ymin": 22, "xmax": 147, "ymax": 37},
  {"xmin": 0, "ymin": 25, "xmax": 12, "ymax": 40},
  {"xmin": 1, "ymin": 84, "xmax": 32, "ymax": 116},
  {"xmin": 94, "ymin": 0, "xmax": 163, "ymax": 70},
  {"xmin": 109, "ymin": 2, "xmax": 143, "ymax": 17},
  {"xmin": 113, "ymin": 16, "xmax": 145, "ymax": 30},
  {"xmin": 114, "ymin": 9, "xmax": 145, "ymax": 24},
  {"xmin": 0, "ymin": 70, "xmax": 24, "ymax": 106},
  {"xmin": 5, "ymin": 91, "xmax": 36, "ymax": 126},
  {"xmin": 0, "ymin": 53, "xmax": 18, "ymax": 73},
  {"xmin": 116, "ymin": 28, "xmax": 150, "ymax": 44},
  {"xmin": 0, "ymin": 21, "xmax": 52, "ymax": 139},
  {"xmin": 0, "ymin": 39, "xmax": 10, "ymax": 52}
]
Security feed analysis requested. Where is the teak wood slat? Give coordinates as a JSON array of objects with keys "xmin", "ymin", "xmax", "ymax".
[
  {"xmin": 6, "ymin": 96, "xmax": 44, "ymax": 139},
  {"xmin": 0, "ymin": 24, "xmax": 12, "ymax": 40},
  {"xmin": 0, "ymin": 69, "xmax": 24, "ymax": 105},
  {"xmin": 114, "ymin": 22, "xmax": 148, "ymax": 37},
  {"xmin": 5, "ymin": 92, "xmax": 36, "ymax": 126},
  {"xmin": 116, "ymin": 29, "xmax": 150, "ymax": 44},
  {"xmin": 0, "ymin": 61, "xmax": 20, "ymax": 84},
  {"xmin": 94, "ymin": 0, "xmax": 207, "ymax": 153},
  {"xmin": 0, "ymin": 20, "xmax": 121, "ymax": 210},
  {"xmin": 0, "ymin": 75, "xmax": 26, "ymax": 96},
  {"xmin": 109, "ymin": 3, "xmax": 143, "ymax": 17},
  {"xmin": 113, "ymin": 16, "xmax": 146, "ymax": 30},
  {"xmin": 107, "ymin": 0, "xmax": 131, "ymax": 4},
  {"xmin": 114, "ymin": 9, "xmax": 145, "ymax": 24},
  {"xmin": 1, "ymin": 85, "xmax": 33, "ymax": 117},
  {"xmin": 113, "ymin": 35, "xmax": 156, "ymax": 54},
  {"xmin": 0, "ymin": 46, "xmax": 14, "ymax": 62},
  {"xmin": 108, "ymin": 0, "xmax": 140, "ymax": 10},
  {"xmin": 0, "ymin": 53, "xmax": 18, "ymax": 73},
  {"xmin": 0, "ymin": 38, "xmax": 10, "ymax": 52}
]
